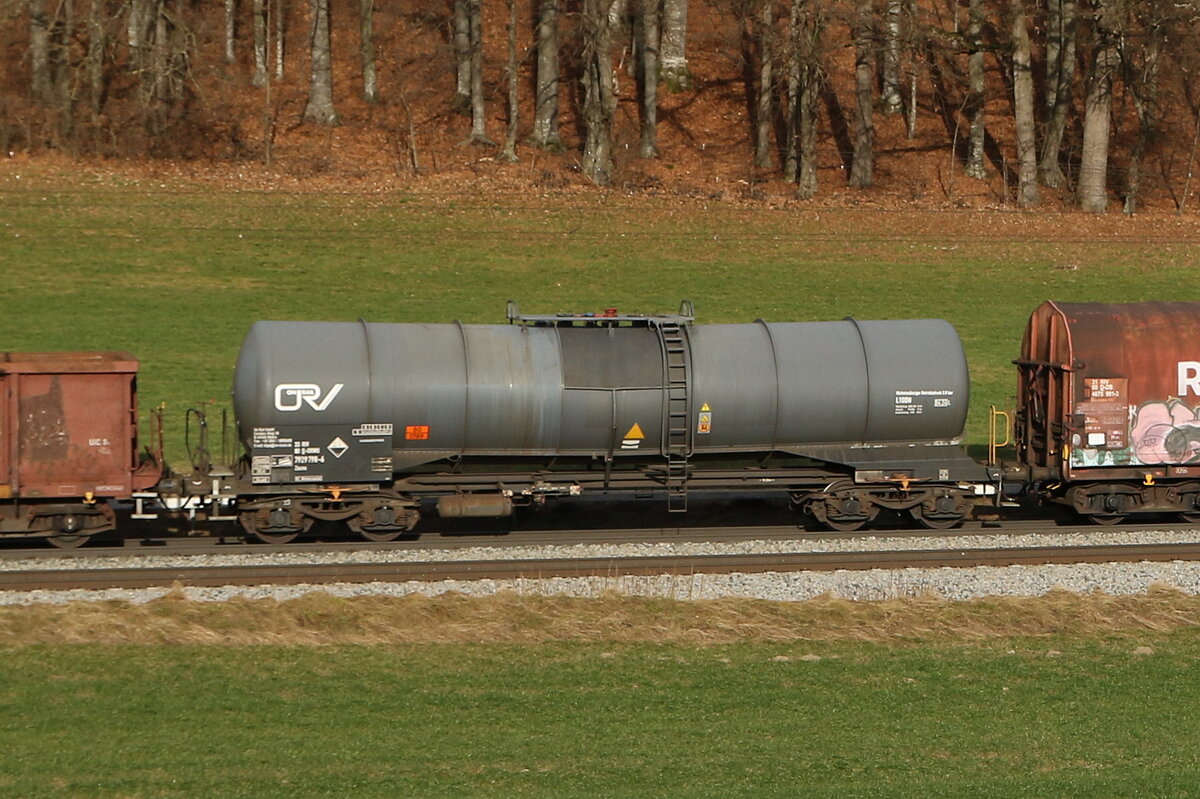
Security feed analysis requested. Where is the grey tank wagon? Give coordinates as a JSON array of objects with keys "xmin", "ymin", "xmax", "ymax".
[{"xmin": 228, "ymin": 302, "xmax": 991, "ymax": 542}]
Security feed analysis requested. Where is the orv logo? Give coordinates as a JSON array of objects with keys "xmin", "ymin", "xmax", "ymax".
[{"xmin": 274, "ymin": 383, "xmax": 345, "ymax": 412}]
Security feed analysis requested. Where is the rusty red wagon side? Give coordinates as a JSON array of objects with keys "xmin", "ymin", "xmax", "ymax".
[
  {"xmin": 1014, "ymin": 301, "xmax": 1200, "ymax": 523},
  {"xmin": 0, "ymin": 352, "xmax": 161, "ymax": 545}
]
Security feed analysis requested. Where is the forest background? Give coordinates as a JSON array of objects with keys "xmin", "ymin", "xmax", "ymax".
[{"xmin": 3, "ymin": 0, "xmax": 1199, "ymax": 212}]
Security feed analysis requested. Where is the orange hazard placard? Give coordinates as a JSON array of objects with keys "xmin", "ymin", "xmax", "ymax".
[{"xmin": 405, "ymin": 425, "xmax": 430, "ymax": 441}]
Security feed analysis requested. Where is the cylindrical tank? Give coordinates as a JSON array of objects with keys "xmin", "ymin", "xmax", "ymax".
[{"xmin": 233, "ymin": 316, "xmax": 970, "ymax": 461}]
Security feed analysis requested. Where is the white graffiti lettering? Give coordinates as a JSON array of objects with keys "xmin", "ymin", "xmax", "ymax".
[
  {"xmin": 1179, "ymin": 362, "xmax": 1200, "ymax": 398},
  {"xmin": 273, "ymin": 383, "xmax": 345, "ymax": 412}
]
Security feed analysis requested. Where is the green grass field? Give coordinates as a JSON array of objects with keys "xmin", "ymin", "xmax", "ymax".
[
  {"xmin": 3, "ymin": 634, "xmax": 1200, "ymax": 797},
  {"xmin": 4, "ymin": 173, "xmax": 1200, "ymax": 797},
  {"xmin": 3, "ymin": 174, "xmax": 1199, "ymax": 460}
]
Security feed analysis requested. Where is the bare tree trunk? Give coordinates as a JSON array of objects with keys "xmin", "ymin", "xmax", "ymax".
[
  {"xmin": 638, "ymin": 0, "xmax": 660, "ymax": 157},
  {"xmin": 1010, "ymin": 0, "xmax": 1038, "ymax": 206},
  {"xmin": 531, "ymin": 0, "xmax": 561, "ymax": 149},
  {"xmin": 87, "ymin": 0, "xmax": 105, "ymax": 113},
  {"xmin": 754, "ymin": 0, "xmax": 773, "ymax": 169},
  {"xmin": 1040, "ymin": 0, "xmax": 1076, "ymax": 187},
  {"xmin": 798, "ymin": 52, "xmax": 820, "ymax": 198},
  {"xmin": 786, "ymin": 0, "xmax": 822, "ymax": 198},
  {"xmin": 359, "ymin": 0, "xmax": 377, "ymax": 103},
  {"xmin": 127, "ymin": 0, "xmax": 146, "ymax": 48},
  {"xmin": 964, "ymin": 0, "xmax": 986, "ymax": 178},
  {"xmin": 253, "ymin": 0, "xmax": 268, "ymax": 87},
  {"xmin": 467, "ymin": 0, "xmax": 489, "ymax": 143},
  {"xmin": 881, "ymin": 0, "xmax": 902, "ymax": 113},
  {"xmin": 31, "ymin": 0, "xmax": 52, "ymax": 102},
  {"xmin": 152, "ymin": 0, "xmax": 168, "ymax": 101},
  {"xmin": 783, "ymin": 0, "xmax": 801, "ymax": 182},
  {"xmin": 303, "ymin": 0, "xmax": 339, "ymax": 125},
  {"xmin": 1078, "ymin": 0, "xmax": 1117, "ymax": 212},
  {"xmin": 581, "ymin": 0, "xmax": 617, "ymax": 185},
  {"xmin": 56, "ymin": 0, "xmax": 76, "ymax": 136},
  {"xmin": 1124, "ymin": 9, "xmax": 1162, "ymax": 214},
  {"xmin": 274, "ymin": 0, "xmax": 285, "ymax": 78},
  {"xmin": 849, "ymin": 0, "xmax": 874, "ymax": 188},
  {"xmin": 499, "ymin": 0, "xmax": 519, "ymax": 161},
  {"xmin": 453, "ymin": 0, "xmax": 471, "ymax": 111},
  {"xmin": 660, "ymin": 0, "xmax": 688, "ymax": 89},
  {"xmin": 225, "ymin": 0, "xmax": 236, "ymax": 63}
]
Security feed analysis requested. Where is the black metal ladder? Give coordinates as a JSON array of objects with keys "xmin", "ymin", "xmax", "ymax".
[{"xmin": 658, "ymin": 321, "xmax": 690, "ymax": 512}]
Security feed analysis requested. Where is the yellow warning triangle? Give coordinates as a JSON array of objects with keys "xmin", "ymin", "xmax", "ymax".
[
  {"xmin": 625, "ymin": 422, "xmax": 645, "ymax": 439},
  {"xmin": 700, "ymin": 403, "xmax": 711, "ymax": 412}
]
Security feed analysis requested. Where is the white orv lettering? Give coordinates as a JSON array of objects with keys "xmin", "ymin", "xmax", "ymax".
[
  {"xmin": 1178, "ymin": 362, "xmax": 1200, "ymax": 398},
  {"xmin": 274, "ymin": 383, "xmax": 345, "ymax": 412}
]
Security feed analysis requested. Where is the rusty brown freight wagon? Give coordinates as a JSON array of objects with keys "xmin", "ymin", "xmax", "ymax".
[
  {"xmin": 1015, "ymin": 301, "xmax": 1200, "ymax": 523},
  {"xmin": 0, "ymin": 352, "xmax": 160, "ymax": 545}
]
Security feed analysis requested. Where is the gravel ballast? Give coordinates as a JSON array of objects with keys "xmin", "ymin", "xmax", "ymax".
[{"xmin": 3, "ymin": 529, "xmax": 1200, "ymax": 605}]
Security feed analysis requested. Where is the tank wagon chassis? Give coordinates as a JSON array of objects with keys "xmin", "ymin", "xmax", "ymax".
[{"xmin": 5, "ymin": 301, "xmax": 1200, "ymax": 547}]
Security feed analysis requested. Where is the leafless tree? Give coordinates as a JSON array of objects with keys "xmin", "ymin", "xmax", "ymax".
[
  {"xmin": 453, "ymin": 0, "xmax": 471, "ymax": 110},
  {"xmin": 303, "ymin": 0, "xmax": 339, "ymax": 124},
  {"xmin": 784, "ymin": 0, "xmax": 824, "ymax": 198},
  {"xmin": 86, "ymin": 0, "xmax": 105, "ymax": 113},
  {"xmin": 274, "ymin": 0, "xmax": 286, "ymax": 78},
  {"xmin": 1121, "ymin": 0, "xmax": 1173, "ymax": 213},
  {"xmin": 224, "ymin": 0, "xmax": 236, "ymax": 63},
  {"xmin": 499, "ymin": 0, "xmax": 519, "ymax": 161},
  {"xmin": 881, "ymin": 0, "xmax": 903, "ymax": 113},
  {"xmin": 252, "ymin": 0, "xmax": 268, "ymax": 87},
  {"xmin": 359, "ymin": 0, "xmax": 378, "ymax": 103},
  {"xmin": 30, "ymin": 0, "xmax": 52, "ymax": 103},
  {"xmin": 849, "ymin": 0, "xmax": 874, "ymax": 187},
  {"xmin": 1078, "ymin": 0, "xmax": 1119, "ymax": 212},
  {"xmin": 1039, "ymin": 0, "xmax": 1076, "ymax": 187},
  {"xmin": 963, "ymin": 0, "xmax": 986, "ymax": 179},
  {"xmin": 531, "ymin": 0, "xmax": 562, "ymax": 149},
  {"xmin": 754, "ymin": 0, "xmax": 773, "ymax": 169},
  {"xmin": 638, "ymin": 0, "xmax": 661, "ymax": 157},
  {"xmin": 581, "ymin": 0, "xmax": 618, "ymax": 184},
  {"xmin": 1010, "ymin": 0, "xmax": 1038, "ymax": 206},
  {"xmin": 466, "ymin": 0, "xmax": 489, "ymax": 142},
  {"xmin": 660, "ymin": 0, "xmax": 689, "ymax": 88}
]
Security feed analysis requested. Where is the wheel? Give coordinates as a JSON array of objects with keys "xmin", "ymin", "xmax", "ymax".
[
  {"xmin": 43, "ymin": 513, "xmax": 94, "ymax": 548},
  {"xmin": 47, "ymin": 532, "xmax": 91, "ymax": 549},
  {"xmin": 239, "ymin": 509, "xmax": 311, "ymax": 545},
  {"xmin": 358, "ymin": 528, "xmax": 404, "ymax": 543},
  {"xmin": 347, "ymin": 506, "xmax": 417, "ymax": 542},
  {"xmin": 254, "ymin": 529, "xmax": 301, "ymax": 545},
  {"xmin": 910, "ymin": 506, "xmax": 966, "ymax": 530},
  {"xmin": 812, "ymin": 488, "xmax": 876, "ymax": 533},
  {"xmin": 1084, "ymin": 493, "xmax": 1128, "ymax": 526},
  {"xmin": 1181, "ymin": 513, "xmax": 1200, "ymax": 524},
  {"xmin": 823, "ymin": 515, "xmax": 869, "ymax": 533}
]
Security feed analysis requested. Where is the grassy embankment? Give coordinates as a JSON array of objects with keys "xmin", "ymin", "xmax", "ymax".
[
  {"xmin": 3, "ymin": 175, "xmax": 1200, "ymax": 797},
  {"xmin": 3, "ymin": 591, "xmax": 1200, "ymax": 797},
  {"xmin": 2, "ymin": 175, "xmax": 1198, "ymax": 459}
]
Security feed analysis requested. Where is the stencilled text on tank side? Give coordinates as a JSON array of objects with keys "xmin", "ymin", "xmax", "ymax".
[
  {"xmin": 251, "ymin": 427, "xmax": 325, "ymax": 483},
  {"xmin": 894, "ymin": 390, "xmax": 955, "ymax": 415}
]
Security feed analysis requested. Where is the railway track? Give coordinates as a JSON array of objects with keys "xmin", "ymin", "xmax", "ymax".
[
  {"xmin": 2, "ymin": 515, "xmax": 1192, "ymax": 562},
  {"xmin": 5, "ymin": 540, "xmax": 1200, "ymax": 592}
]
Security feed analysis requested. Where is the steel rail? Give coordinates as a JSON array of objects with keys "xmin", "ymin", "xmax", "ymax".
[
  {"xmin": 2, "ymin": 517, "xmax": 1192, "ymax": 562},
  {"xmin": 6, "ymin": 541, "xmax": 1200, "ymax": 591}
]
